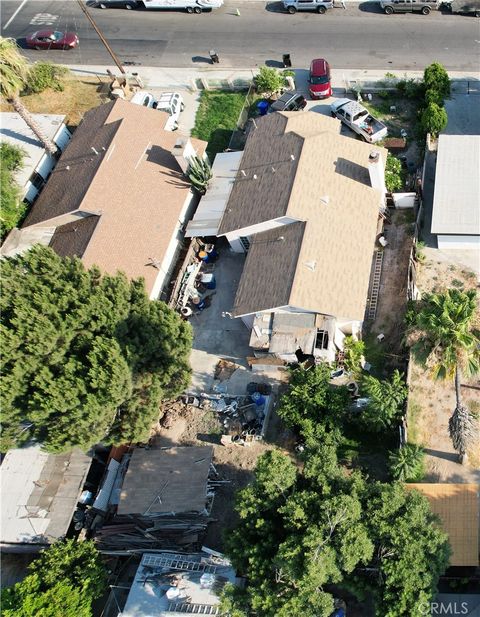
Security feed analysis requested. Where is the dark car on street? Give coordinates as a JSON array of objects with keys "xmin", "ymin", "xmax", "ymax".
[
  {"xmin": 268, "ymin": 91, "xmax": 307, "ymax": 113},
  {"xmin": 26, "ymin": 30, "xmax": 79, "ymax": 50}
]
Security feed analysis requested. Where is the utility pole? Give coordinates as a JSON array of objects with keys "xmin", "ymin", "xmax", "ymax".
[{"xmin": 76, "ymin": 0, "xmax": 126, "ymax": 74}]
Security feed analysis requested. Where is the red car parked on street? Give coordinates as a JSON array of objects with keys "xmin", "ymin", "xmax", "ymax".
[
  {"xmin": 308, "ymin": 58, "xmax": 332, "ymax": 99},
  {"xmin": 26, "ymin": 30, "xmax": 79, "ymax": 50}
]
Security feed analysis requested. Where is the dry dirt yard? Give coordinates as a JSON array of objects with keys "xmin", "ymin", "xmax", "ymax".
[
  {"xmin": 407, "ymin": 257, "xmax": 480, "ymax": 483},
  {"xmin": 150, "ymin": 370, "xmax": 292, "ymax": 551}
]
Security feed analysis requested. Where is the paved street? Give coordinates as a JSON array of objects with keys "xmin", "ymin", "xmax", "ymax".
[{"xmin": 2, "ymin": 0, "xmax": 480, "ymax": 70}]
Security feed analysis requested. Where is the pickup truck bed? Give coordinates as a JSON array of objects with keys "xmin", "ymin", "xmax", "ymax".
[{"xmin": 330, "ymin": 98, "xmax": 388, "ymax": 144}]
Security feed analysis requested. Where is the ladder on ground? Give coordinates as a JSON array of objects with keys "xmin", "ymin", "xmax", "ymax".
[
  {"xmin": 142, "ymin": 554, "xmax": 217, "ymax": 573},
  {"xmin": 168, "ymin": 603, "xmax": 220, "ymax": 614},
  {"xmin": 366, "ymin": 250, "xmax": 384, "ymax": 321}
]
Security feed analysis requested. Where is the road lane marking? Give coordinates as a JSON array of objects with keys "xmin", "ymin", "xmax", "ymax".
[
  {"xmin": 3, "ymin": 0, "xmax": 29, "ymax": 30},
  {"xmin": 30, "ymin": 13, "xmax": 59, "ymax": 26}
]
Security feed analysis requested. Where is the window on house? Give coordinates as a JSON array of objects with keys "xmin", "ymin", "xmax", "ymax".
[
  {"xmin": 315, "ymin": 329, "xmax": 329, "ymax": 350},
  {"xmin": 30, "ymin": 172, "xmax": 46, "ymax": 190},
  {"xmin": 239, "ymin": 236, "xmax": 251, "ymax": 251}
]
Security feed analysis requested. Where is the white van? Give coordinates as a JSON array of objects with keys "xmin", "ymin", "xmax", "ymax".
[{"xmin": 130, "ymin": 91, "xmax": 185, "ymax": 131}]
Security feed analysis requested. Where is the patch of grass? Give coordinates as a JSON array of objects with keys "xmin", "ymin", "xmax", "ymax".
[
  {"xmin": 407, "ymin": 399, "xmax": 423, "ymax": 445},
  {"xmin": 192, "ymin": 90, "xmax": 247, "ymax": 159},
  {"xmin": 451, "ymin": 278, "xmax": 464, "ymax": 288},
  {"xmin": 0, "ymin": 76, "xmax": 110, "ymax": 128}
]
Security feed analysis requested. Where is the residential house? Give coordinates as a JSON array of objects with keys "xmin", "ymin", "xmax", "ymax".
[
  {"xmin": 1, "ymin": 100, "xmax": 207, "ymax": 300},
  {"xmin": 406, "ymin": 483, "xmax": 479, "ymax": 567},
  {"xmin": 430, "ymin": 134, "xmax": 480, "ymax": 249},
  {"xmin": 118, "ymin": 549, "xmax": 238, "ymax": 617},
  {"xmin": 0, "ymin": 112, "xmax": 71, "ymax": 203},
  {"xmin": 187, "ymin": 112, "xmax": 387, "ymax": 362},
  {"xmin": 0, "ymin": 446, "xmax": 91, "ymax": 553}
]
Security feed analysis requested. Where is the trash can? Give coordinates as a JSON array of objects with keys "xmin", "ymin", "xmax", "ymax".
[
  {"xmin": 256, "ymin": 100, "xmax": 269, "ymax": 116},
  {"xmin": 209, "ymin": 50, "xmax": 220, "ymax": 64},
  {"xmin": 282, "ymin": 53, "xmax": 292, "ymax": 68}
]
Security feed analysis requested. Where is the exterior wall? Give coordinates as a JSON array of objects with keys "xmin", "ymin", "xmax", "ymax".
[
  {"xmin": 23, "ymin": 125, "xmax": 71, "ymax": 204},
  {"xmin": 224, "ymin": 216, "xmax": 301, "ymax": 253},
  {"xmin": 149, "ymin": 191, "xmax": 196, "ymax": 300},
  {"xmin": 437, "ymin": 235, "xmax": 480, "ymax": 250},
  {"xmin": 241, "ymin": 314, "xmax": 255, "ymax": 329}
]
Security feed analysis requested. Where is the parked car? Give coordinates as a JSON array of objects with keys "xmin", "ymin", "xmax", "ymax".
[
  {"xmin": 268, "ymin": 91, "xmax": 307, "ymax": 112},
  {"xmin": 283, "ymin": 0, "xmax": 333, "ymax": 13},
  {"xmin": 380, "ymin": 0, "xmax": 438, "ymax": 13},
  {"xmin": 25, "ymin": 30, "xmax": 79, "ymax": 50},
  {"xmin": 130, "ymin": 90, "xmax": 185, "ymax": 131},
  {"xmin": 308, "ymin": 58, "xmax": 332, "ymax": 99},
  {"xmin": 441, "ymin": 0, "xmax": 480, "ymax": 15}
]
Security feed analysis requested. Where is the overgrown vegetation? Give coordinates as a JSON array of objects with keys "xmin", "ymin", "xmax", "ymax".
[
  {"xmin": 24, "ymin": 61, "xmax": 69, "ymax": 94},
  {"xmin": 0, "ymin": 142, "xmax": 26, "ymax": 236},
  {"xmin": 389, "ymin": 443, "xmax": 425, "ymax": 481},
  {"xmin": 191, "ymin": 90, "xmax": 247, "ymax": 159},
  {"xmin": 253, "ymin": 66, "xmax": 292, "ymax": 96},
  {"xmin": 1, "ymin": 539, "xmax": 106, "ymax": 617},
  {"xmin": 385, "ymin": 152, "xmax": 403, "ymax": 192},
  {"xmin": 0, "ymin": 246, "xmax": 193, "ymax": 452},
  {"xmin": 223, "ymin": 445, "xmax": 450, "ymax": 616},
  {"xmin": 188, "ymin": 155, "xmax": 213, "ymax": 194}
]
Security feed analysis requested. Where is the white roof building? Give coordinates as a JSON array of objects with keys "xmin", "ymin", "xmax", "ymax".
[
  {"xmin": 0, "ymin": 446, "xmax": 91, "ymax": 552},
  {"xmin": 0, "ymin": 112, "xmax": 71, "ymax": 203},
  {"xmin": 431, "ymin": 134, "xmax": 480, "ymax": 249}
]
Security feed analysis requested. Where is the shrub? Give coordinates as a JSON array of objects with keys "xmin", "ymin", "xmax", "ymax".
[
  {"xmin": 254, "ymin": 66, "xmax": 285, "ymax": 96},
  {"xmin": 343, "ymin": 336, "xmax": 365, "ymax": 376},
  {"xmin": 25, "ymin": 62, "xmax": 69, "ymax": 94},
  {"xmin": 397, "ymin": 77, "xmax": 424, "ymax": 100},
  {"xmin": 423, "ymin": 62, "xmax": 450, "ymax": 102},
  {"xmin": 389, "ymin": 443, "xmax": 425, "ymax": 481},
  {"xmin": 385, "ymin": 153, "xmax": 403, "ymax": 192},
  {"xmin": 420, "ymin": 102, "xmax": 448, "ymax": 138},
  {"xmin": 0, "ymin": 143, "xmax": 26, "ymax": 237}
]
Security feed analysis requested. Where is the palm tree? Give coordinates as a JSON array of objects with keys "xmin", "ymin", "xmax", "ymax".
[
  {"xmin": 409, "ymin": 288, "xmax": 480, "ymax": 463},
  {"xmin": 0, "ymin": 37, "xmax": 57, "ymax": 155},
  {"xmin": 361, "ymin": 369, "xmax": 408, "ymax": 432},
  {"xmin": 389, "ymin": 443, "xmax": 424, "ymax": 481}
]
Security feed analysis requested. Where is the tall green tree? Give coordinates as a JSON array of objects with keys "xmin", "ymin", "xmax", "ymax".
[
  {"xmin": 1, "ymin": 539, "xmax": 106, "ymax": 617},
  {"xmin": 423, "ymin": 62, "xmax": 450, "ymax": 104},
  {"xmin": 0, "ymin": 246, "xmax": 192, "ymax": 452},
  {"xmin": 420, "ymin": 102, "xmax": 448, "ymax": 138},
  {"xmin": 0, "ymin": 37, "xmax": 58, "ymax": 155},
  {"xmin": 388, "ymin": 443, "xmax": 424, "ymax": 481},
  {"xmin": 361, "ymin": 369, "xmax": 408, "ymax": 432},
  {"xmin": 408, "ymin": 289, "xmax": 480, "ymax": 462},
  {"xmin": 224, "ymin": 447, "xmax": 450, "ymax": 617}
]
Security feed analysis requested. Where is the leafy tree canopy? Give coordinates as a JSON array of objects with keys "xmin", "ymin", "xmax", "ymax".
[
  {"xmin": 385, "ymin": 153, "xmax": 403, "ymax": 193},
  {"xmin": 276, "ymin": 364, "xmax": 350, "ymax": 445},
  {"xmin": 420, "ymin": 102, "xmax": 448, "ymax": 138},
  {"xmin": 361, "ymin": 369, "xmax": 408, "ymax": 432},
  {"xmin": 423, "ymin": 62, "xmax": 450, "ymax": 104},
  {"xmin": 1, "ymin": 540, "xmax": 106, "ymax": 617},
  {"xmin": 1, "ymin": 142, "xmax": 26, "ymax": 236},
  {"xmin": 254, "ymin": 66, "xmax": 286, "ymax": 95},
  {"xmin": 0, "ymin": 246, "xmax": 192, "ymax": 452},
  {"xmin": 225, "ymin": 448, "xmax": 450, "ymax": 617}
]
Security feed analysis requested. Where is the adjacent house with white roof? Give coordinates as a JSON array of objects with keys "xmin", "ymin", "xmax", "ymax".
[{"xmin": 0, "ymin": 112, "xmax": 71, "ymax": 203}]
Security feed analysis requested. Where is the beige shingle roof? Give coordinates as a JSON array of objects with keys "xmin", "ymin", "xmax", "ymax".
[
  {"xmin": 23, "ymin": 100, "xmax": 206, "ymax": 296},
  {"xmin": 406, "ymin": 483, "xmax": 479, "ymax": 567},
  {"xmin": 231, "ymin": 112, "xmax": 386, "ymax": 321}
]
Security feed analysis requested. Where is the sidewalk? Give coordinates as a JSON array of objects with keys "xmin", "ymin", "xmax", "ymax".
[{"xmin": 70, "ymin": 65, "xmax": 480, "ymax": 91}]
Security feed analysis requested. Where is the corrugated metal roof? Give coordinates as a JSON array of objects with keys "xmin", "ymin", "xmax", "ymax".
[{"xmin": 431, "ymin": 135, "xmax": 480, "ymax": 235}]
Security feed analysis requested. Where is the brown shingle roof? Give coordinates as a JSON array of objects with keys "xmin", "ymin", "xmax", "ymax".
[
  {"xmin": 228, "ymin": 112, "xmax": 386, "ymax": 321},
  {"xmin": 24, "ymin": 102, "xmax": 119, "ymax": 226},
  {"xmin": 233, "ymin": 222, "xmax": 305, "ymax": 316},
  {"xmin": 21, "ymin": 100, "xmax": 207, "ymax": 296},
  {"xmin": 406, "ymin": 484, "xmax": 479, "ymax": 567},
  {"xmin": 49, "ymin": 215, "xmax": 100, "ymax": 258}
]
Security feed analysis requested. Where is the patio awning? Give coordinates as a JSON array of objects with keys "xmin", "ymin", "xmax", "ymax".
[{"xmin": 185, "ymin": 151, "xmax": 243, "ymax": 238}]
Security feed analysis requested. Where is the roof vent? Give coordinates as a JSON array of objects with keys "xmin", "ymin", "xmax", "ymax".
[
  {"xmin": 320, "ymin": 195, "xmax": 330, "ymax": 205},
  {"xmin": 253, "ymin": 174, "xmax": 258, "ymax": 180},
  {"xmin": 369, "ymin": 151, "xmax": 380, "ymax": 162},
  {"xmin": 240, "ymin": 170, "xmax": 246, "ymax": 177},
  {"xmin": 304, "ymin": 261, "xmax": 317, "ymax": 272},
  {"xmin": 65, "ymin": 165, "xmax": 70, "ymax": 171},
  {"xmin": 290, "ymin": 154, "xmax": 295, "ymax": 161},
  {"xmin": 91, "ymin": 147, "xmax": 99, "ymax": 156},
  {"xmin": 277, "ymin": 236, "xmax": 285, "ymax": 242},
  {"xmin": 271, "ymin": 167, "xmax": 276, "ymax": 173}
]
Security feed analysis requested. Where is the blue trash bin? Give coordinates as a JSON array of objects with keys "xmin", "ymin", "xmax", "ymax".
[{"xmin": 257, "ymin": 100, "xmax": 269, "ymax": 116}]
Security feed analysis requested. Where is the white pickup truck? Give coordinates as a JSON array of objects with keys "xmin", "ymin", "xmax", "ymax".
[
  {"xmin": 330, "ymin": 99, "xmax": 388, "ymax": 144},
  {"xmin": 130, "ymin": 90, "xmax": 185, "ymax": 131}
]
